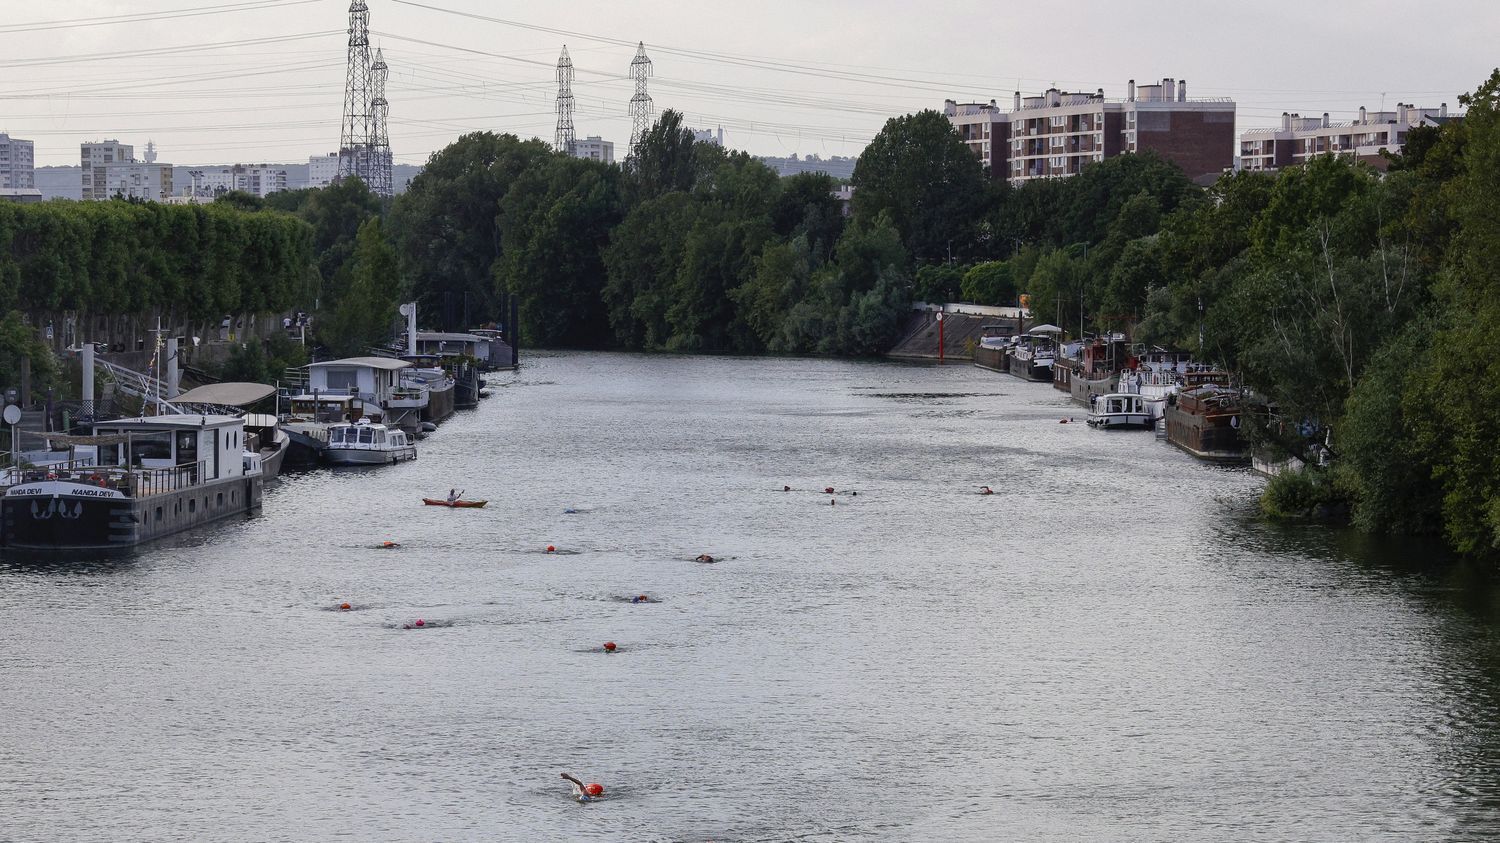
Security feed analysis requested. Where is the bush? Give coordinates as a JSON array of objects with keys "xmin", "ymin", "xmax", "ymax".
[{"xmin": 1261, "ymin": 467, "xmax": 1346, "ymax": 521}]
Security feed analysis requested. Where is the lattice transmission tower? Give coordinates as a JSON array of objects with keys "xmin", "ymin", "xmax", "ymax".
[
  {"xmin": 338, "ymin": 0, "xmax": 374, "ymax": 187},
  {"xmin": 368, "ymin": 47, "xmax": 393, "ymax": 197},
  {"xmin": 628, "ymin": 42, "xmax": 654, "ymax": 160},
  {"xmin": 555, "ymin": 46, "xmax": 576, "ymax": 155}
]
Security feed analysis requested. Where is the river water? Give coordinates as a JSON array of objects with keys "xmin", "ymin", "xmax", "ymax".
[{"xmin": 4, "ymin": 352, "xmax": 1500, "ymax": 841}]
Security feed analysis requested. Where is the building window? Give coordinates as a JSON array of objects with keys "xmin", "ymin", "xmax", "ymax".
[{"xmin": 1050, "ymin": 115, "xmax": 1065, "ymax": 127}]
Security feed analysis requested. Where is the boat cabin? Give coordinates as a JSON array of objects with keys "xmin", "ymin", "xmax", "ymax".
[
  {"xmin": 305, "ymin": 357, "xmax": 413, "ymax": 406},
  {"xmin": 284, "ymin": 395, "xmax": 380, "ymax": 424},
  {"xmin": 410, "ymin": 332, "xmax": 492, "ymax": 362},
  {"xmin": 327, "ymin": 421, "xmax": 411, "ymax": 450},
  {"xmin": 92, "ymin": 416, "xmax": 248, "ymax": 481}
]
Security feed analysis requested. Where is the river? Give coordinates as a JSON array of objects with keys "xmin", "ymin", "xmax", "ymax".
[{"xmin": 4, "ymin": 352, "xmax": 1500, "ymax": 841}]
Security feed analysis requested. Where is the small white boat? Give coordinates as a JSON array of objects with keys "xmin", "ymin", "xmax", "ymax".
[
  {"xmin": 1086, "ymin": 393, "xmax": 1154, "ymax": 430},
  {"xmin": 324, "ymin": 419, "xmax": 417, "ymax": 465}
]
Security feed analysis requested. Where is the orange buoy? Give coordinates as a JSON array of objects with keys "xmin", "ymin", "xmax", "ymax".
[
  {"xmin": 603, "ymin": 641, "xmax": 617, "ymax": 652},
  {"xmin": 381, "ymin": 541, "xmax": 399, "ymax": 548},
  {"xmin": 637, "ymin": 594, "xmax": 649, "ymax": 603},
  {"xmin": 584, "ymin": 783, "xmax": 604, "ymax": 797},
  {"xmin": 339, "ymin": 602, "xmax": 352, "ymax": 611},
  {"xmin": 547, "ymin": 545, "xmax": 556, "ymax": 553}
]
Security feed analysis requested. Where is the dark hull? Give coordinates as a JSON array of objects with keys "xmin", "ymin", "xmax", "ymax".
[
  {"xmin": 1008, "ymin": 355, "xmax": 1052, "ymax": 382},
  {"xmin": 1, "ymin": 478, "xmax": 263, "ymax": 552},
  {"xmin": 973, "ymin": 346, "xmax": 1007, "ymax": 373}
]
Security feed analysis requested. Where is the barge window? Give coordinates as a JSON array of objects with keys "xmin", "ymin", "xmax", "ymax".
[
  {"xmin": 358, "ymin": 428, "xmax": 374, "ymax": 445},
  {"xmin": 217, "ymin": 493, "xmax": 224, "ymax": 507},
  {"xmin": 155, "ymin": 507, "xmax": 162, "ymax": 522},
  {"xmin": 188, "ymin": 498, "xmax": 196, "ymax": 514}
]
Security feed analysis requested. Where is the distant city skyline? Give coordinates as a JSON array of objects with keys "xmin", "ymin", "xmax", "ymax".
[{"xmin": 1, "ymin": 0, "xmax": 1493, "ymax": 168}]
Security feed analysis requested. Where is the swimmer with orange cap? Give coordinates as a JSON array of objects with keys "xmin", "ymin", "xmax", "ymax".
[{"xmin": 561, "ymin": 773, "xmax": 604, "ymax": 802}]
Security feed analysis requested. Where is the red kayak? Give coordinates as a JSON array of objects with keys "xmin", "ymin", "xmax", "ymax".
[{"xmin": 422, "ymin": 498, "xmax": 488, "ymax": 508}]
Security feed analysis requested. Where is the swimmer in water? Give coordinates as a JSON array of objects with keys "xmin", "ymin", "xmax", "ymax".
[
  {"xmin": 560, "ymin": 773, "xmax": 602, "ymax": 802},
  {"xmin": 783, "ymin": 485, "xmax": 791, "ymax": 492},
  {"xmin": 980, "ymin": 486, "xmax": 994, "ymax": 496},
  {"xmin": 695, "ymin": 554, "xmax": 716, "ymax": 564}
]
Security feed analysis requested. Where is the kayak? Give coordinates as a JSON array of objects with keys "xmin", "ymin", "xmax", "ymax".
[{"xmin": 422, "ymin": 498, "xmax": 488, "ymax": 508}]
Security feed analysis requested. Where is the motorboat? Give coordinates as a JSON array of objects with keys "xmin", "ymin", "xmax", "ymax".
[
  {"xmin": 1086, "ymin": 393, "xmax": 1153, "ymax": 429},
  {"xmin": 324, "ymin": 419, "xmax": 417, "ymax": 466}
]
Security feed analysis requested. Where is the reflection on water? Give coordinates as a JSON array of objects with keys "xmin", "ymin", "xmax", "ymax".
[{"xmin": 3, "ymin": 351, "xmax": 1500, "ymax": 840}]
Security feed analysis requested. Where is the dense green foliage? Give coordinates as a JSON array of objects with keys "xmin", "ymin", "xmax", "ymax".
[{"xmin": 0, "ymin": 198, "xmax": 313, "ymax": 319}]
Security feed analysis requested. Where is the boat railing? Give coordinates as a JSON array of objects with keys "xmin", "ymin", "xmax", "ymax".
[{"xmin": 0, "ymin": 460, "xmax": 208, "ymax": 498}]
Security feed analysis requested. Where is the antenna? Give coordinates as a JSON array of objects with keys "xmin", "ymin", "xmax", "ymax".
[
  {"xmin": 555, "ymin": 46, "xmax": 576, "ymax": 155},
  {"xmin": 338, "ymin": 0, "xmax": 374, "ymax": 188},
  {"xmin": 369, "ymin": 47, "xmax": 393, "ymax": 197},
  {"xmin": 628, "ymin": 42, "xmax": 654, "ymax": 160}
]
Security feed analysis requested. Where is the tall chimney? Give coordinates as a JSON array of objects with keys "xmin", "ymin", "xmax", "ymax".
[
  {"xmin": 1441, "ymin": 102, "xmax": 1448, "ymax": 118},
  {"xmin": 1014, "ymin": 91, "xmax": 1021, "ymax": 110},
  {"xmin": 1281, "ymin": 112, "xmax": 1291, "ymax": 131},
  {"xmin": 166, "ymin": 337, "xmax": 180, "ymax": 400},
  {"xmin": 1358, "ymin": 106, "xmax": 1366, "ymax": 124},
  {"xmin": 1178, "ymin": 79, "xmax": 1187, "ymax": 102},
  {"xmin": 1322, "ymin": 112, "xmax": 1330, "ymax": 128},
  {"xmin": 1127, "ymin": 79, "xmax": 1136, "ymax": 102}
]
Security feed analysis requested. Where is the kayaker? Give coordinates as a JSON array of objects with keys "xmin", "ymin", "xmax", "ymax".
[{"xmin": 446, "ymin": 488, "xmax": 460, "ymax": 505}]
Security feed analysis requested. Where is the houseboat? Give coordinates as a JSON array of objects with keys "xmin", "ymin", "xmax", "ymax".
[
  {"xmin": 324, "ymin": 419, "xmax": 417, "ymax": 466},
  {"xmin": 171, "ymin": 382, "xmax": 289, "ymax": 480},
  {"xmin": 973, "ymin": 325, "xmax": 1014, "ymax": 374},
  {"xmin": 1164, "ymin": 386, "xmax": 1250, "ymax": 462},
  {"xmin": 0, "ymin": 415, "xmax": 263, "ymax": 551},
  {"xmin": 1069, "ymin": 334, "xmax": 1127, "ymax": 407},
  {"xmin": 303, "ymin": 357, "xmax": 423, "ymax": 435},
  {"xmin": 1086, "ymin": 393, "xmax": 1153, "ymax": 430},
  {"xmin": 1008, "ymin": 326, "xmax": 1060, "ymax": 382}
]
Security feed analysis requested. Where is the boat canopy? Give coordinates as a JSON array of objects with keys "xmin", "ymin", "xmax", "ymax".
[
  {"xmin": 1027, "ymin": 324, "xmax": 1063, "ymax": 335},
  {"xmin": 173, "ymin": 382, "xmax": 276, "ymax": 407}
]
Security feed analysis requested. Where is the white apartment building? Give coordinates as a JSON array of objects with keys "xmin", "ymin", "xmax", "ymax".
[
  {"xmin": 81, "ymin": 140, "xmax": 135, "ymax": 200},
  {"xmin": 183, "ymin": 165, "xmax": 288, "ymax": 198},
  {"xmin": 572, "ymin": 136, "xmax": 615, "ymax": 165},
  {"xmin": 307, "ymin": 152, "xmax": 339, "ymax": 189},
  {"xmin": 690, "ymin": 127, "xmax": 725, "ymax": 147},
  {"xmin": 946, "ymin": 78, "xmax": 1236, "ymax": 186},
  {"xmin": 0, "ymin": 134, "xmax": 36, "ymax": 190},
  {"xmin": 1240, "ymin": 103, "xmax": 1456, "ymax": 173},
  {"xmin": 100, "ymin": 162, "xmax": 173, "ymax": 202}
]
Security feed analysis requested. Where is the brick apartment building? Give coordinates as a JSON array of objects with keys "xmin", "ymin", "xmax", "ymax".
[
  {"xmin": 1240, "ymin": 103, "xmax": 1456, "ymax": 172},
  {"xmin": 945, "ymin": 78, "xmax": 1236, "ymax": 185}
]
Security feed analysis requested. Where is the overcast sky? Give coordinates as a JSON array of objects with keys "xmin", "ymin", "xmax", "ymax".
[{"xmin": 2, "ymin": 0, "xmax": 1496, "ymax": 168}]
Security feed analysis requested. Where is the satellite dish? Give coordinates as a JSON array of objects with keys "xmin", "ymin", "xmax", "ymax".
[{"xmin": 3, "ymin": 404, "xmax": 21, "ymax": 425}]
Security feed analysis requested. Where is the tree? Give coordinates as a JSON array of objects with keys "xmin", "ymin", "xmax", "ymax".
[
  {"xmin": 960, "ymin": 261, "xmax": 1015, "ymax": 306},
  {"xmin": 387, "ymin": 132, "xmax": 552, "ymax": 329},
  {"xmin": 321, "ymin": 217, "xmax": 402, "ymax": 356},
  {"xmin": 496, "ymin": 155, "xmax": 622, "ymax": 347},
  {"xmin": 852, "ymin": 110, "xmax": 987, "ymax": 264}
]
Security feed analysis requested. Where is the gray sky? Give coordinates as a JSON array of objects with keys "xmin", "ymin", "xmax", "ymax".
[{"xmin": 3, "ymin": 0, "xmax": 1496, "ymax": 168}]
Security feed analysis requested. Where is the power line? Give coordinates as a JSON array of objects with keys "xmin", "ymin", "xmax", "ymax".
[{"xmin": 0, "ymin": 0, "xmax": 321, "ymax": 34}]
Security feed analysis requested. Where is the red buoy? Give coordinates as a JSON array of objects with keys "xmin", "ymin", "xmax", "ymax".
[
  {"xmin": 547, "ymin": 545, "xmax": 556, "ymax": 553},
  {"xmin": 584, "ymin": 783, "xmax": 604, "ymax": 797},
  {"xmin": 414, "ymin": 619, "xmax": 426, "ymax": 628},
  {"xmin": 603, "ymin": 641, "xmax": 617, "ymax": 652},
  {"xmin": 339, "ymin": 602, "xmax": 352, "ymax": 611}
]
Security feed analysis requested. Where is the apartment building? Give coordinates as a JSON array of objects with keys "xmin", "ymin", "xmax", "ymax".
[
  {"xmin": 81, "ymin": 140, "xmax": 135, "ymax": 200},
  {"xmin": 0, "ymin": 134, "xmax": 36, "ymax": 190},
  {"xmin": 572, "ymin": 136, "xmax": 615, "ymax": 165},
  {"xmin": 183, "ymin": 165, "xmax": 289, "ymax": 198},
  {"xmin": 945, "ymin": 78, "xmax": 1236, "ymax": 185},
  {"xmin": 100, "ymin": 162, "xmax": 173, "ymax": 202},
  {"xmin": 307, "ymin": 152, "xmax": 339, "ymax": 189},
  {"xmin": 1240, "ymin": 103, "xmax": 1455, "ymax": 172}
]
